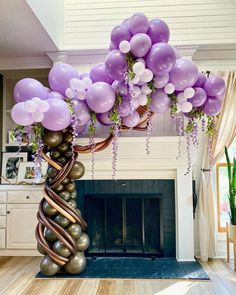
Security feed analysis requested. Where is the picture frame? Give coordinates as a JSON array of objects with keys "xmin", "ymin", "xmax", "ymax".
[
  {"xmin": 17, "ymin": 161, "xmax": 48, "ymax": 184},
  {"xmin": 8, "ymin": 130, "xmax": 33, "ymax": 144},
  {"xmin": 1, "ymin": 152, "xmax": 28, "ymax": 184}
]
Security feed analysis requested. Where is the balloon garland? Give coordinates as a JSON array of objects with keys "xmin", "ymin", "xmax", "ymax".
[{"xmin": 10, "ymin": 13, "xmax": 225, "ymax": 276}]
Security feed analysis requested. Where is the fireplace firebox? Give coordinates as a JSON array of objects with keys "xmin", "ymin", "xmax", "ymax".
[{"xmin": 76, "ymin": 180, "xmax": 175, "ymax": 258}]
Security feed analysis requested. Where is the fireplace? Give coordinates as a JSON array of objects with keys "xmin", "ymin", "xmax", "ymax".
[{"xmin": 76, "ymin": 179, "xmax": 176, "ymax": 258}]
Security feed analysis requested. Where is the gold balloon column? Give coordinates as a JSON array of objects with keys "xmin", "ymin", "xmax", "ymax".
[{"xmin": 36, "ymin": 106, "xmax": 151, "ymax": 276}]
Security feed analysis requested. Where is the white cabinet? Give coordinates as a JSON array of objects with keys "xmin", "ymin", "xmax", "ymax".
[{"xmin": 6, "ymin": 203, "xmax": 39, "ymax": 249}]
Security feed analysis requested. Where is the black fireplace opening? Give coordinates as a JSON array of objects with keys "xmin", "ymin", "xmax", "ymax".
[
  {"xmin": 76, "ymin": 179, "xmax": 176, "ymax": 258},
  {"xmin": 85, "ymin": 194, "xmax": 163, "ymax": 257}
]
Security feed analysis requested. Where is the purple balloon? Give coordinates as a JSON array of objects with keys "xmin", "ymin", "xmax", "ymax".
[
  {"xmin": 86, "ymin": 82, "xmax": 115, "ymax": 113},
  {"xmin": 14, "ymin": 78, "xmax": 48, "ymax": 103},
  {"xmin": 105, "ymin": 50, "xmax": 126, "ymax": 81},
  {"xmin": 169, "ymin": 58, "xmax": 198, "ymax": 91},
  {"xmin": 188, "ymin": 87, "xmax": 207, "ymax": 107},
  {"xmin": 128, "ymin": 13, "xmax": 149, "ymax": 35},
  {"xmin": 109, "ymin": 42, "xmax": 117, "ymax": 51},
  {"xmin": 11, "ymin": 102, "xmax": 34, "ymax": 126},
  {"xmin": 47, "ymin": 91, "xmax": 64, "ymax": 100},
  {"xmin": 74, "ymin": 101, "xmax": 91, "ymax": 125},
  {"xmin": 90, "ymin": 63, "xmax": 114, "ymax": 84},
  {"xmin": 42, "ymin": 98, "xmax": 72, "ymax": 131},
  {"xmin": 147, "ymin": 19, "xmax": 170, "ymax": 44},
  {"xmin": 203, "ymin": 97, "xmax": 222, "ymax": 116},
  {"xmin": 97, "ymin": 112, "xmax": 113, "ymax": 126},
  {"xmin": 150, "ymin": 89, "xmax": 171, "ymax": 113},
  {"xmin": 118, "ymin": 81, "xmax": 129, "ymax": 96},
  {"xmin": 204, "ymin": 76, "xmax": 226, "ymax": 97},
  {"xmin": 122, "ymin": 18, "xmax": 130, "ymax": 29},
  {"xmin": 111, "ymin": 25, "xmax": 131, "ymax": 47},
  {"xmin": 119, "ymin": 100, "xmax": 132, "ymax": 117},
  {"xmin": 75, "ymin": 124, "xmax": 86, "ymax": 135},
  {"xmin": 48, "ymin": 63, "xmax": 78, "ymax": 95},
  {"xmin": 80, "ymin": 73, "xmax": 90, "ymax": 79},
  {"xmin": 154, "ymin": 73, "xmax": 169, "ymax": 89},
  {"xmin": 130, "ymin": 33, "xmax": 152, "ymax": 58},
  {"xmin": 146, "ymin": 43, "xmax": 176, "ymax": 75},
  {"xmin": 194, "ymin": 72, "xmax": 206, "ymax": 87},
  {"xmin": 122, "ymin": 111, "xmax": 140, "ymax": 127}
]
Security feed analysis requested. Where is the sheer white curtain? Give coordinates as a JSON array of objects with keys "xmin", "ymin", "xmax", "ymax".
[{"xmin": 199, "ymin": 71, "xmax": 236, "ymax": 262}]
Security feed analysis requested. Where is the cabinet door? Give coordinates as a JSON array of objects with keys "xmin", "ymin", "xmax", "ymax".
[{"xmin": 7, "ymin": 203, "xmax": 39, "ymax": 249}]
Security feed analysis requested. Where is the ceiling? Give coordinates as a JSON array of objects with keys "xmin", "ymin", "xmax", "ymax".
[{"xmin": 0, "ymin": 0, "xmax": 57, "ymax": 58}]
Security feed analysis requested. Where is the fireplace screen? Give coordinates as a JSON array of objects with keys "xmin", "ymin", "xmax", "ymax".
[{"xmin": 85, "ymin": 194, "xmax": 163, "ymax": 256}]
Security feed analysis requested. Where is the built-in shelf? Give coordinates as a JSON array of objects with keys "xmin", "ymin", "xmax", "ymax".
[{"xmin": 5, "ymin": 143, "xmax": 32, "ymax": 147}]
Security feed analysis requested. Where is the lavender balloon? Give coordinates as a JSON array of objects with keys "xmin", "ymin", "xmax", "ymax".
[
  {"xmin": 194, "ymin": 72, "xmax": 206, "ymax": 87},
  {"xmin": 204, "ymin": 76, "xmax": 226, "ymax": 97},
  {"xmin": 86, "ymin": 82, "xmax": 115, "ymax": 113},
  {"xmin": 150, "ymin": 90, "xmax": 171, "ymax": 113},
  {"xmin": 11, "ymin": 102, "xmax": 34, "ymax": 126},
  {"xmin": 105, "ymin": 50, "xmax": 126, "ymax": 81},
  {"xmin": 75, "ymin": 124, "xmax": 86, "ymax": 135},
  {"xmin": 128, "ymin": 13, "xmax": 149, "ymax": 35},
  {"xmin": 90, "ymin": 63, "xmax": 113, "ymax": 84},
  {"xmin": 203, "ymin": 97, "xmax": 222, "ymax": 116},
  {"xmin": 42, "ymin": 98, "xmax": 72, "ymax": 131},
  {"xmin": 119, "ymin": 100, "xmax": 132, "ymax": 117},
  {"xmin": 169, "ymin": 58, "xmax": 198, "ymax": 91},
  {"xmin": 111, "ymin": 25, "xmax": 131, "ymax": 47},
  {"xmin": 130, "ymin": 33, "xmax": 152, "ymax": 58},
  {"xmin": 14, "ymin": 78, "xmax": 48, "ymax": 103},
  {"xmin": 122, "ymin": 111, "xmax": 140, "ymax": 127},
  {"xmin": 154, "ymin": 73, "xmax": 169, "ymax": 89},
  {"xmin": 146, "ymin": 43, "xmax": 176, "ymax": 75},
  {"xmin": 147, "ymin": 19, "xmax": 170, "ymax": 44},
  {"xmin": 47, "ymin": 91, "xmax": 64, "ymax": 100},
  {"xmin": 48, "ymin": 63, "xmax": 78, "ymax": 95},
  {"xmin": 74, "ymin": 101, "xmax": 91, "ymax": 125},
  {"xmin": 188, "ymin": 87, "xmax": 207, "ymax": 107},
  {"xmin": 97, "ymin": 112, "xmax": 113, "ymax": 126}
]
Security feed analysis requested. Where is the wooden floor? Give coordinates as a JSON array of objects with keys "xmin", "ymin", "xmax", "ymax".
[{"xmin": 0, "ymin": 257, "xmax": 235, "ymax": 295}]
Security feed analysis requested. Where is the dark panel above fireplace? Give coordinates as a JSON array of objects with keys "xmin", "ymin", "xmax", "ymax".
[{"xmin": 76, "ymin": 179, "xmax": 175, "ymax": 257}]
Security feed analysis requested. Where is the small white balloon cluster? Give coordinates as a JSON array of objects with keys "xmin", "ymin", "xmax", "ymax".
[
  {"xmin": 24, "ymin": 97, "xmax": 49, "ymax": 123},
  {"xmin": 65, "ymin": 77, "xmax": 93, "ymax": 101},
  {"xmin": 176, "ymin": 87, "xmax": 195, "ymax": 113}
]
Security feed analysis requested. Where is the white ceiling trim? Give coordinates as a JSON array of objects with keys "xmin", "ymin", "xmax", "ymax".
[{"xmin": 0, "ymin": 56, "xmax": 52, "ymax": 71}]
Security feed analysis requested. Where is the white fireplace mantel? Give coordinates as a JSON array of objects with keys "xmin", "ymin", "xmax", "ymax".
[{"xmin": 77, "ymin": 136, "xmax": 195, "ymax": 261}]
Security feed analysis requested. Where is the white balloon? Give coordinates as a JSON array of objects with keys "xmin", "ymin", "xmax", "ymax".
[
  {"xmin": 137, "ymin": 94, "xmax": 148, "ymax": 106},
  {"xmin": 141, "ymin": 84, "xmax": 152, "ymax": 95},
  {"xmin": 140, "ymin": 69, "xmax": 153, "ymax": 83},
  {"xmin": 31, "ymin": 97, "xmax": 41, "ymax": 103},
  {"xmin": 70, "ymin": 78, "xmax": 85, "ymax": 91},
  {"xmin": 164, "ymin": 83, "xmax": 175, "ymax": 94},
  {"xmin": 136, "ymin": 58, "xmax": 146, "ymax": 66},
  {"xmin": 181, "ymin": 101, "xmax": 193, "ymax": 113},
  {"xmin": 132, "ymin": 86, "xmax": 141, "ymax": 98},
  {"xmin": 184, "ymin": 87, "xmax": 195, "ymax": 99},
  {"xmin": 119, "ymin": 40, "xmax": 131, "ymax": 53},
  {"xmin": 131, "ymin": 75, "xmax": 140, "ymax": 85},
  {"xmin": 24, "ymin": 100, "xmax": 37, "ymax": 113},
  {"xmin": 177, "ymin": 92, "xmax": 187, "ymax": 103},
  {"xmin": 133, "ymin": 62, "xmax": 145, "ymax": 76},
  {"xmin": 76, "ymin": 90, "xmax": 87, "ymax": 100},
  {"xmin": 32, "ymin": 111, "xmax": 44, "ymax": 122},
  {"xmin": 82, "ymin": 77, "xmax": 93, "ymax": 89},
  {"xmin": 38, "ymin": 100, "xmax": 49, "ymax": 113},
  {"xmin": 65, "ymin": 88, "xmax": 75, "ymax": 99}
]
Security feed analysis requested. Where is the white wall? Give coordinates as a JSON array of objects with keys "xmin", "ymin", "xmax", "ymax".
[
  {"xmin": 26, "ymin": 0, "xmax": 64, "ymax": 49},
  {"xmin": 64, "ymin": 0, "xmax": 236, "ymax": 50}
]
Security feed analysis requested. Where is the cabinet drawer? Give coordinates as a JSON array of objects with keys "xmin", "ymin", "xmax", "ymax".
[
  {"xmin": 0, "ymin": 204, "xmax": 6, "ymax": 216},
  {"xmin": 0, "ymin": 229, "xmax": 5, "ymax": 249},
  {"xmin": 0, "ymin": 192, "xmax": 7, "ymax": 203},
  {"xmin": 8, "ymin": 190, "xmax": 43, "ymax": 204},
  {"xmin": 0, "ymin": 216, "xmax": 6, "ymax": 228}
]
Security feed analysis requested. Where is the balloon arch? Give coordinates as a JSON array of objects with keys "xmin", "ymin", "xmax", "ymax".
[{"xmin": 11, "ymin": 13, "xmax": 225, "ymax": 276}]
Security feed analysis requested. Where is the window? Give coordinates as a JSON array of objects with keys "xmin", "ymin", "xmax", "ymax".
[{"xmin": 217, "ymin": 138, "xmax": 236, "ymax": 232}]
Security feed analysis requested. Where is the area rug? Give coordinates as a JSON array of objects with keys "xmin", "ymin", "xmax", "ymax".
[{"xmin": 36, "ymin": 257, "xmax": 210, "ymax": 280}]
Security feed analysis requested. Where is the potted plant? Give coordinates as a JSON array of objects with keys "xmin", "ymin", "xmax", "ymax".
[{"xmin": 225, "ymin": 146, "xmax": 236, "ymax": 242}]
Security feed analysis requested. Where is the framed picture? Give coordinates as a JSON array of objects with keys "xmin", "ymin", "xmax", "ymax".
[
  {"xmin": 17, "ymin": 161, "xmax": 47, "ymax": 184},
  {"xmin": 8, "ymin": 131, "xmax": 33, "ymax": 144},
  {"xmin": 1, "ymin": 152, "xmax": 28, "ymax": 184}
]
